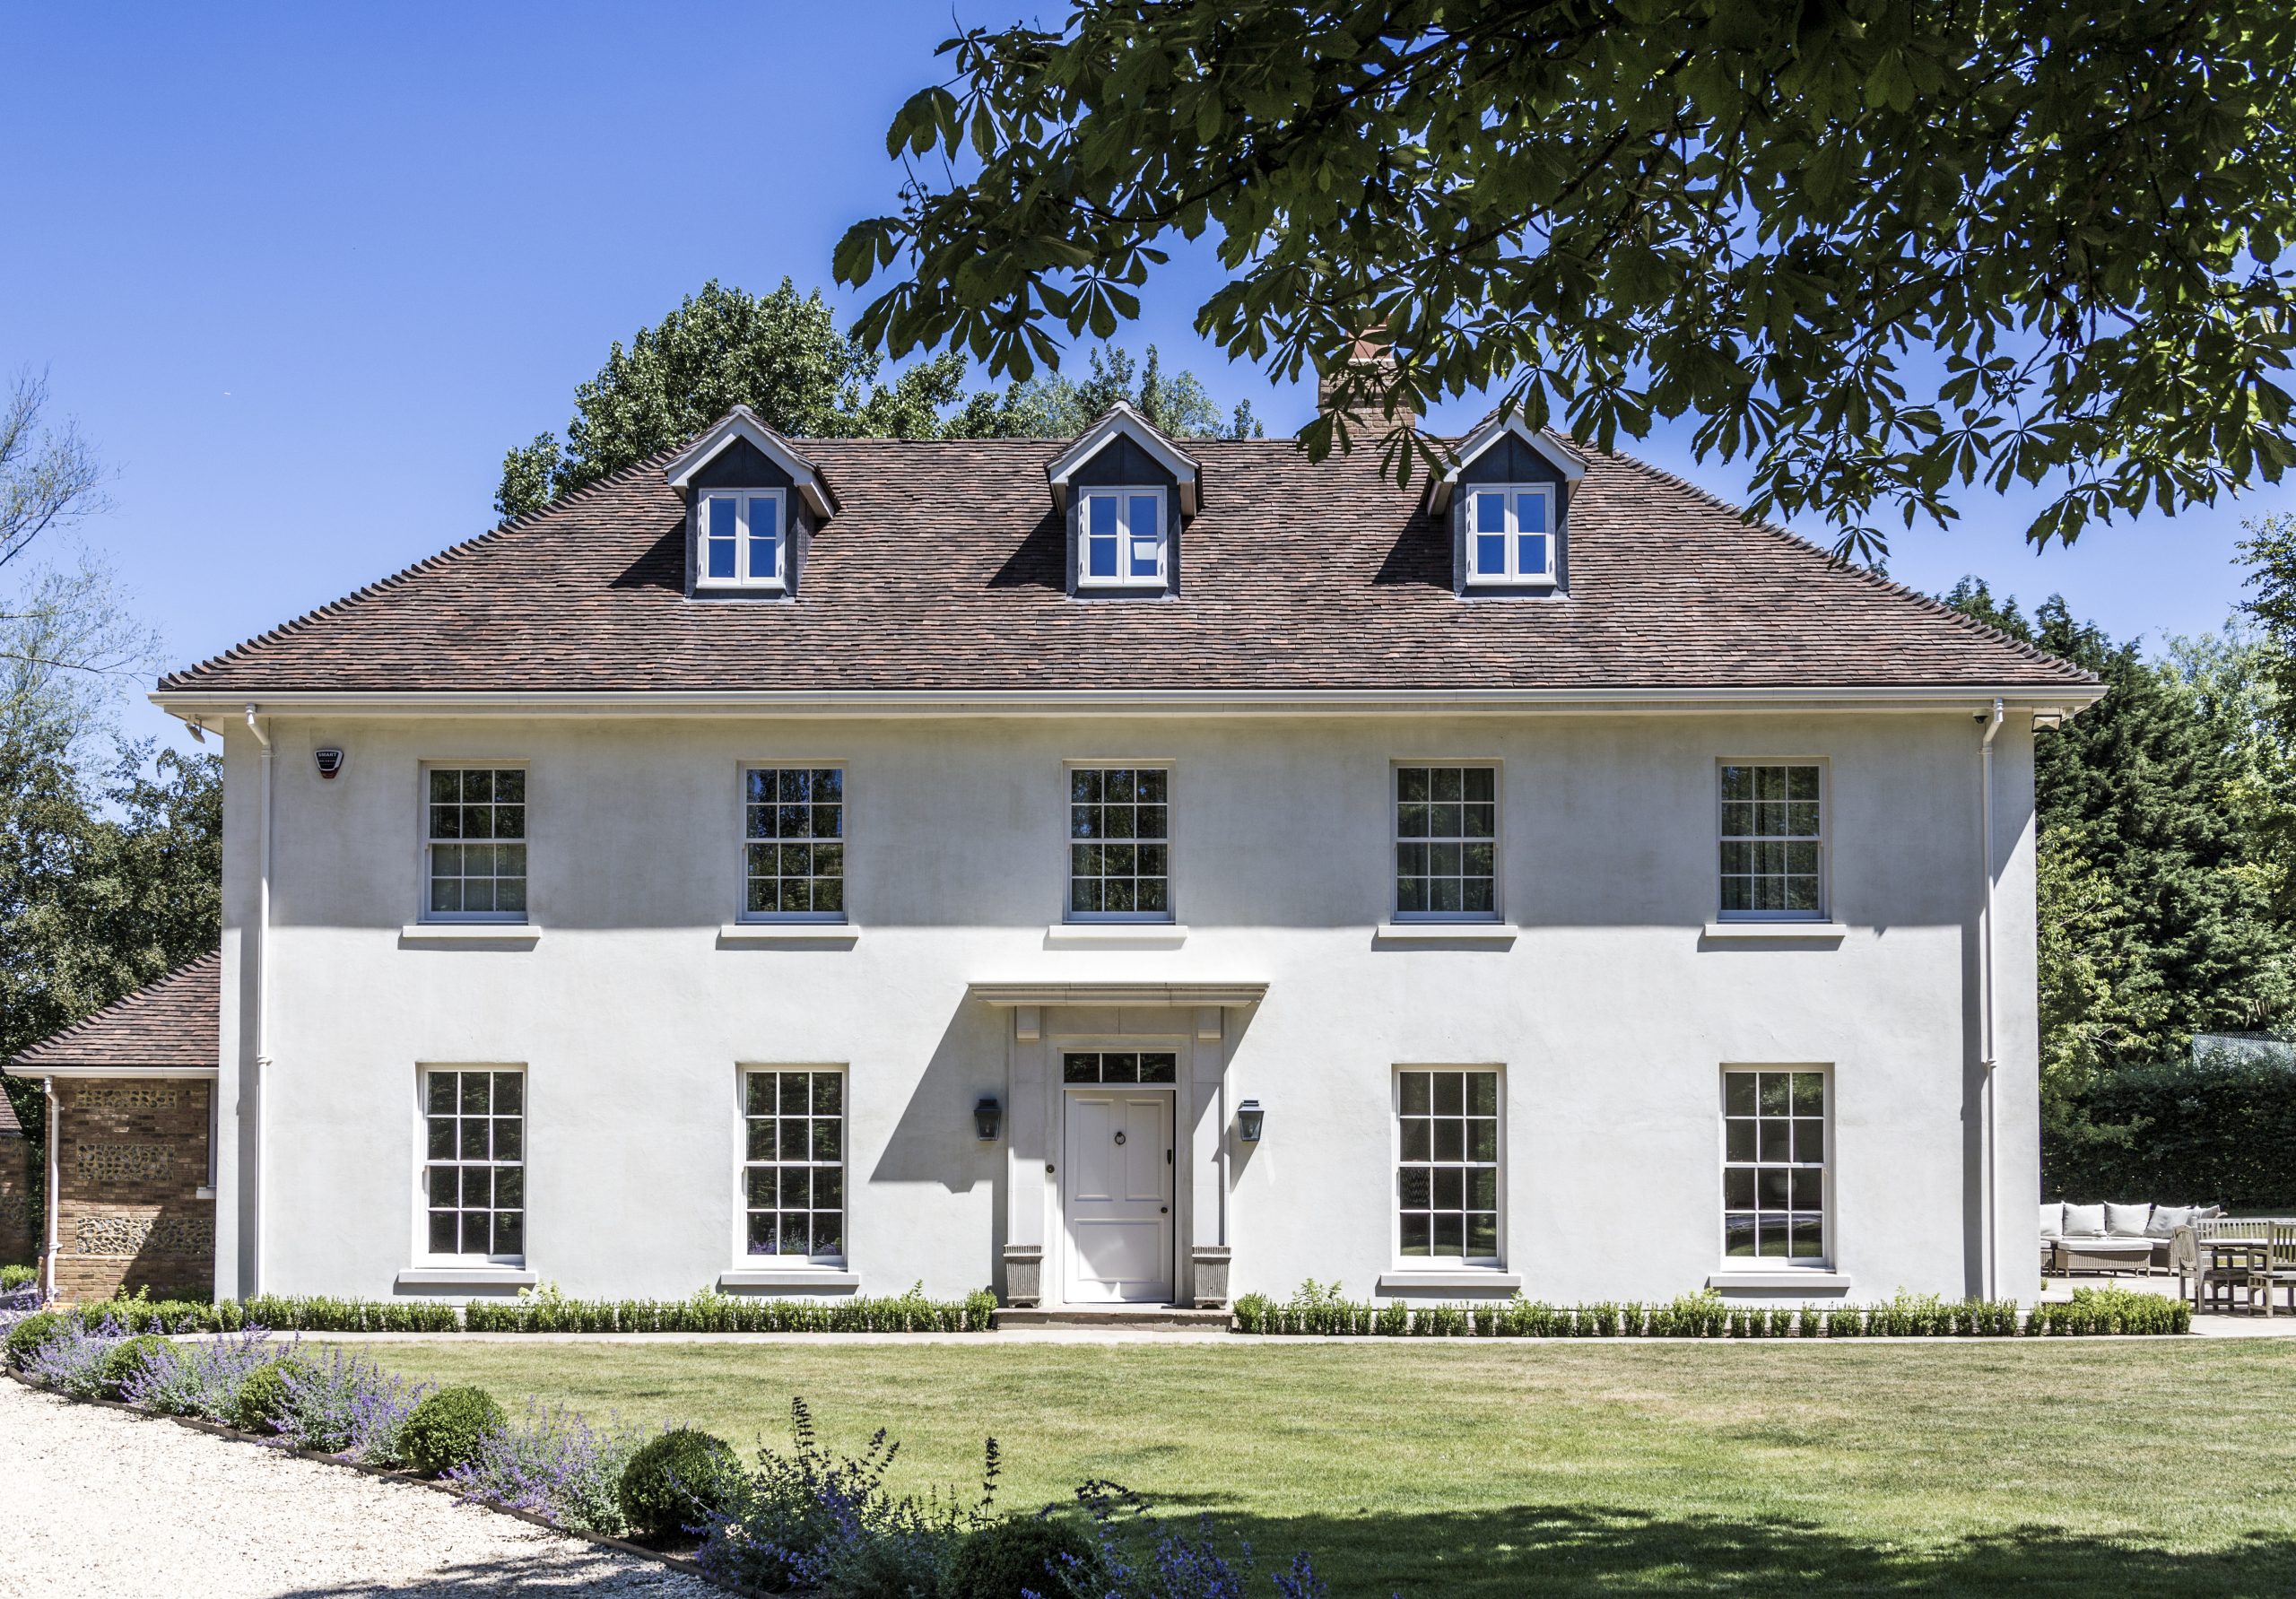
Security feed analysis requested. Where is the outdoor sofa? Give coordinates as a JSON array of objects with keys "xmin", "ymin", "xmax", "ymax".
[{"xmin": 2039, "ymin": 1201, "xmax": 2220, "ymax": 1275}]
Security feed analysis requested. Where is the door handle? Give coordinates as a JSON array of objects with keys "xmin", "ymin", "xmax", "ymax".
[{"xmin": 1160, "ymin": 1205, "xmax": 1169, "ymax": 1214}]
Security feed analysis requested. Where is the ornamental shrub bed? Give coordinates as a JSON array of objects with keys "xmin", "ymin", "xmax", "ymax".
[
  {"xmin": 1, "ymin": 1310, "xmax": 1337, "ymax": 1597},
  {"xmin": 1233, "ymin": 1284, "xmax": 2188, "ymax": 1337}
]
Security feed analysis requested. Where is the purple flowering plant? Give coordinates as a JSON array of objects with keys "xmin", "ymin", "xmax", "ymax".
[
  {"xmin": 119, "ymin": 1325, "xmax": 281, "ymax": 1419},
  {"xmin": 1048, "ymin": 1481, "xmax": 1332, "ymax": 1599},
  {"xmin": 276, "ymin": 1345, "xmax": 429, "ymax": 1458},
  {"xmin": 24, "ymin": 1314, "xmax": 130, "ymax": 1399},
  {"xmin": 447, "ymin": 1399, "xmax": 648, "ymax": 1535}
]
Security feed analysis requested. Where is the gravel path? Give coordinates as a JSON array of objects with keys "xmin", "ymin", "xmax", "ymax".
[{"xmin": 0, "ymin": 1377, "xmax": 715, "ymax": 1599}]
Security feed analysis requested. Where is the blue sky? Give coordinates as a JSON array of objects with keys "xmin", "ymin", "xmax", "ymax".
[{"xmin": 7, "ymin": 3, "xmax": 2292, "ymax": 756}]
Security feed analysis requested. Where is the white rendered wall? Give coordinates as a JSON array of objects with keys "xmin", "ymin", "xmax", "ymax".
[{"xmin": 211, "ymin": 709, "xmax": 2039, "ymax": 1306}]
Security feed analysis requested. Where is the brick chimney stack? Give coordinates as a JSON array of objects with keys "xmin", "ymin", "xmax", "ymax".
[{"xmin": 1317, "ymin": 326, "xmax": 1416, "ymax": 434}]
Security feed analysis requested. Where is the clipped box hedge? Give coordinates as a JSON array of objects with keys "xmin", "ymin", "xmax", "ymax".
[
  {"xmin": 1232, "ymin": 1286, "xmax": 2188, "ymax": 1338},
  {"xmin": 56, "ymin": 1284, "xmax": 998, "ymax": 1335}
]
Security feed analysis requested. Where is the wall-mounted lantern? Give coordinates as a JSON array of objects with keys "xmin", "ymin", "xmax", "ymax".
[
  {"xmin": 974, "ymin": 1096, "xmax": 1002, "ymax": 1141},
  {"xmin": 1237, "ymin": 1099, "xmax": 1265, "ymax": 1143}
]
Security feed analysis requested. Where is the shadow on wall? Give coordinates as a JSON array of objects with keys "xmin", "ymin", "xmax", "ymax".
[
  {"xmin": 868, "ymin": 1004, "xmax": 1005, "ymax": 1198},
  {"xmin": 1195, "ymin": 1504, "xmax": 2296, "ymax": 1599}
]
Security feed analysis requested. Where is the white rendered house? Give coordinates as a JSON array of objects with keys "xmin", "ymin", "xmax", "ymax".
[{"xmin": 140, "ymin": 401, "xmax": 2099, "ymax": 1312}]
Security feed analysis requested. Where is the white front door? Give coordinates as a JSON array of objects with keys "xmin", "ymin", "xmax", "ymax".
[{"xmin": 1064, "ymin": 1090, "xmax": 1176, "ymax": 1303}]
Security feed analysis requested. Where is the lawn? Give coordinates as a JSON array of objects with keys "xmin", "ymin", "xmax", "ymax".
[{"xmin": 338, "ymin": 1338, "xmax": 2296, "ymax": 1596}]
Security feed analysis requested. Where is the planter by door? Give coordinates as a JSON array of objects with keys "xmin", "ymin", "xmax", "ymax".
[{"xmin": 1063, "ymin": 1090, "xmax": 1176, "ymax": 1302}]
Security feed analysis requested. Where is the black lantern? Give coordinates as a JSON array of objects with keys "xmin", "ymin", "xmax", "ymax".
[
  {"xmin": 974, "ymin": 1096, "xmax": 1002, "ymax": 1141},
  {"xmin": 1237, "ymin": 1099, "xmax": 1265, "ymax": 1143}
]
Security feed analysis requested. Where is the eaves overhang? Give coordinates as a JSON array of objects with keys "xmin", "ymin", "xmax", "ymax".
[{"xmin": 153, "ymin": 683, "xmax": 2108, "ymax": 722}]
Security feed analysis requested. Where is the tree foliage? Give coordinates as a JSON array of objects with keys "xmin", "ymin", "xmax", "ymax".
[
  {"xmin": 843, "ymin": 2, "xmax": 2296, "ymax": 560},
  {"xmin": 496, "ymin": 282, "xmax": 1258, "ymax": 517}
]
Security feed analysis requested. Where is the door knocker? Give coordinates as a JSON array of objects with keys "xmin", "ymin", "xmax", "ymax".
[{"xmin": 1113, "ymin": 1130, "xmax": 1127, "ymax": 1145}]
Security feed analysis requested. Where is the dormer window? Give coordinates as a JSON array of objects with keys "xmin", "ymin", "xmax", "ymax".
[
  {"xmin": 699, "ymin": 490, "xmax": 785, "ymax": 589},
  {"xmin": 1078, "ymin": 488, "xmax": 1166, "ymax": 588},
  {"xmin": 1465, "ymin": 485, "xmax": 1558, "ymax": 587}
]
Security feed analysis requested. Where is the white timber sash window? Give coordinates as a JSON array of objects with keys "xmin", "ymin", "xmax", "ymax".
[
  {"xmin": 424, "ymin": 1068, "xmax": 525, "ymax": 1262},
  {"xmin": 1068, "ymin": 766, "xmax": 1170, "ymax": 919},
  {"xmin": 1723, "ymin": 1068, "xmax": 1829, "ymax": 1263},
  {"xmin": 1396, "ymin": 1068, "xmax": 1502, "ymax": 1264},
  {"xmin": 699, "ymin": 489, "xmax": 786, "ymax": 589},
  {"xmin": 744, "ymin": 1068, "xmax": 845, "ymax": 1260},
  {"xmin": 1394, "ymin": 764, "xmax": 1499, "ymax": 918},
  {"xmin": 1718, "ymin": 762, "xmax": 1825, "ymax": 919},
  {"xmin": 426, "ymin": 767, "xmax": 526, "ymax": 921},
  {"xmin": 1077, "ymin": 487, "xmax": 1166, "ymax": 588},
  {"xmin": 744, "ymin": 767, "xmax": 845, "ymax": 919},
  {"xmin": 1464, "ymin": 484, "xmax": 1558, "ymax": 585}
]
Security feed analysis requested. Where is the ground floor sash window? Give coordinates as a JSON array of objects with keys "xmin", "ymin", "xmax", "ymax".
[
  {"xmin": 744, "ymin": 1069, "xmax": 846, "ymax": 1259},
  {"xmin": 1724, "ymin": 1068, "xmax": 1828, "ymax": 1261},
  {"xmin": 1396, "ymin": 1068, "xmax": 1500, "ymax": 1263},
  {"xmin": 424, "ymin": 1068, "xmax": 524, "ymax": 1260}
]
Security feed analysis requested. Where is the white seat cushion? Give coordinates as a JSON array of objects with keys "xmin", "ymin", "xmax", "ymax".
[
  {"xmin": 2106, "ymin": 1203, "xmax": 2153, "ymax": 1237},
  {"xmin": 2062, "ymin": 1203, "xmax": 2106, "ymax": 1237},
  {"xmin": 2039, "ymin": 1202, "xmax": 2065, "ymax": 1239}
]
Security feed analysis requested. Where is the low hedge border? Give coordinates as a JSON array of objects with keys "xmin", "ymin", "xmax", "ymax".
[
  {"xmin": 48, "ymin": 1285, "xmax": 999, "ymax": 1336},
  {"xmin": 1232, "ymin": 1286, "xmax": 2190, "ymax": 1337}
]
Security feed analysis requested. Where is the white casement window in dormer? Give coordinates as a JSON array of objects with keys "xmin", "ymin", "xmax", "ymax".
[
  {"xmin": 1465, "ymin": 485, "xmax": 1559, "ymax": 586},
  {"xmin": 699, "ymin": 490, "xmax": 786, "ymax": 589},
  {"xmin": 1078, "ymin": 488, "xmax": 1166, "ymax": 588}
]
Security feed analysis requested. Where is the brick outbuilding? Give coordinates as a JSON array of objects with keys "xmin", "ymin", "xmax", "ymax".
[{"xmin": 4, "ymin": 954, "xmax": 220, "ymax": 1303}]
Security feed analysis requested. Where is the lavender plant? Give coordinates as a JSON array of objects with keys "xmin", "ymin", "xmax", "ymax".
[
  {"xmin": 121, "ymin": 1326, "xmax": 283, "ymax": 1420},
  {"xmin": 447, "ymin": 1400, "xmax": 648, "ymax": 1536},
  {"xmin": 279, "ymin": 1346, "xmax": 429, "ymax": 1459},
  {"xmin": 23, "ymin": 1315, "xmax": 130, "ymax": 1399},
  {"xmin": 1052, "ymin": 1481, "xmax": 1330, "ymax": 1599},
  {"xmin": 696, "ymin": 1399, "xmax": 995, "ymax": 1596}
]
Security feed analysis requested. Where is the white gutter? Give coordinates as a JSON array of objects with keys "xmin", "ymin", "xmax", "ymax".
[
  {"xmin": 42, "ymin": 1076, "xmax": 57, "ymax": 1304},
  {"xmin": 245, "ymin": 704, "xmax": 274, "ymax": 1299},
  {"xmin": 154, "ymin": 683, "xmax": 2107, "ymax": 721},
  {"xmin": 1978, "ymin": 698, "xmax": 2004, "ymax": 1301}
]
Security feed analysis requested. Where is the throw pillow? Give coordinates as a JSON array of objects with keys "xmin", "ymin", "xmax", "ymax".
[
  {"xmin": 2147, "ymin": 1205, "xmax": 2197, "ymax": 1238},
  {"xmin": 2039, "ymin": 1202, "xmax": 2065, "ymax": 1239},
  {"xmin": 2105, "ymin": 1202, "xmax": 2152, "ymax": 1237},
  {"xmin": 2063, "ymin": 1203, "xmax": 2106, "ymax": 1236}
]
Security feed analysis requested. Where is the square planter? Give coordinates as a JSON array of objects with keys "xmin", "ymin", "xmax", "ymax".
[
  {"xmin": 1003, "ymin": 1244, "xmax": 1044, "ymax": 1307},
  {"xmin": 1192, "ymin": 1245, "xmax": 1232, "ymax": 1309}
]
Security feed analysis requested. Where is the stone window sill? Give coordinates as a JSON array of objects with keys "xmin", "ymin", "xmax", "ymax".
[
  {"xmin": 395, "ymin": 1266, "xmax": 538, "ymax": 1290},
  {"xmin": 400, "ymin": 924, "xmax": 540, "ymax": 946},
  {"xmin": 1374, "ymin": 922, "xmax": 1518, "ymax": 946},
  {"xmin": 719, "ymin": 1268, "xmax": 861, "ymax": 1290},
  {"xmin": 1044, "ymin": 923, "xmax": 1188, "ymax": 949},
  {"xmin": 1377, "ymin": 1269, "xmax": 1524, "ymax": 1292},
  {"xmin": 1700, "ymin": 921, "xmax": 1848, "ymax": 943},
  {"xmin": 1706, "ymin": 1270, "xmax": 1852, "ymax": 1291},
  {"xmin": 718, "ymin": 922, "xmax": 861, "ymax": 946}
]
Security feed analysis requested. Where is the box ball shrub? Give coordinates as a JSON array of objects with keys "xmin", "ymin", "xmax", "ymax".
[
  {"xmin": 4, "ymin": 1310, "xmax": 64, "ymax": 1370},
  {"xmin": 98, "ymin": 1334, "xmax": 172, "ymax": 1399},
  {"xmin": 229, "ymin": 1357, "xmax": 313, "ymax": 1433},
  {"xmin": 401, "ymin": 1384, "xmax": 506, "ymax": 1476},
  {"xmin": 617, "ymin": 1427, "xmax": 739, "ymax": 1539},
  {"xmin": 942, "ymin": 1515, "xmax": 1103, "ymax": 1599}
]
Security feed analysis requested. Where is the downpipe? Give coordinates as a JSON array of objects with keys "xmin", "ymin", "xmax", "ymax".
[
  {"xmin": 1979, "ymin": 699, "xmax": 2004, "ymax": 1302},
  {"xmin": 245, "ymin": 704, "xmax": 274, "ymax": 1299}
]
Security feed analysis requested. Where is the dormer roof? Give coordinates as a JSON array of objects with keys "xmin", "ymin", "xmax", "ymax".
[
  {"xmin": 1429, "ymin": 409, "xmax": 1587, "ymax": 514},
  {"xmin": 1046, "ymin": 402, "xmax": 1201, "ymax": 518},
  {"xmin": 661, "ymin": 405, "xmax": 837, "ymax": 517}
]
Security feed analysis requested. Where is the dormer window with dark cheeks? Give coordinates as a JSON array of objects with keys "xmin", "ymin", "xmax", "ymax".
[
  {"xmin": 1078, "ymin": 487, "xmax": 1166, "ymax": 587},
  {"xmin": 660, "ymin": 404, "xmax": 836, "ymax": 601},
  {"xmin": 699, "ymin": 489, "xmax": 785, "ymax": 590},
  {"xmin": 1465, "ymin": 484, "xmax": 1557, "ymax": 587}
]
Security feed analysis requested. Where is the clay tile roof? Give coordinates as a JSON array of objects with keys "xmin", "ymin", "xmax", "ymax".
[
  {"xmin": 6, "ymin": 952, "xmax": 221, "ymax": 1073},
  {"xmin": 155, "ymin": 434, "xmax": 2092, "ymax": 696}
]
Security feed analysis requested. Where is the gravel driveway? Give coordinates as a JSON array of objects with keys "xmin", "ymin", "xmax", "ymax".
[{"xmin": 0, "ymin": 1377, "xmax": 715, "ymax": 1598}]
